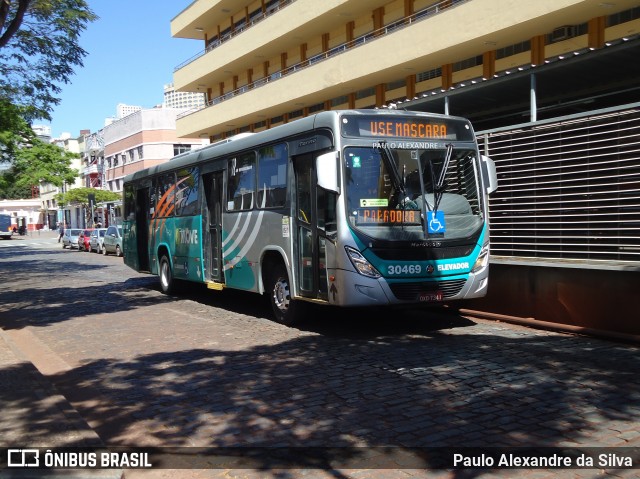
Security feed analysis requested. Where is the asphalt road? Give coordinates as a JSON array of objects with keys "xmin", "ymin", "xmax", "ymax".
[{"xmin": 1, "ymin": 233, "xmax": 639, "ymax": 479}]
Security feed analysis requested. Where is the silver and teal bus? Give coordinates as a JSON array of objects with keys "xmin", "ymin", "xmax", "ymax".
[{"xmin": 123, "ymin": 110, "xmax": 497, "ymax": 325}]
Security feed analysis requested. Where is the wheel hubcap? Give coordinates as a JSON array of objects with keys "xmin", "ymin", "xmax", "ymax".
[
  {"xmin": 161, "ymin": 263, "xmax": 169, "ymax": 288},
  {"xmin": 273, "ymin": 278, "xmax": 290, "ymax": 312}
]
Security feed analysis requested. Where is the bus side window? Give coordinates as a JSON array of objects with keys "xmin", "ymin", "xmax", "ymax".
[
  {"xmin": 258, "ymin": 143, "xmax": 287, "ymax": 208},
  {"xmin": 175, "ymin": 167, "xmax": 199, "ymax": 216},
  {"xmin": 156, "ymin": 172, "xmax": 176, "ymax": 217},
  {"xmin": 227, "ymin": 152, "xmax": 256, "ymax": 211}
]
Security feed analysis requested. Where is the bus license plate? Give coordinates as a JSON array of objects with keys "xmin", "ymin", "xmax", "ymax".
[{"xmin": 419, "ymin": 291, "xmax": 443, "ymax": 302}]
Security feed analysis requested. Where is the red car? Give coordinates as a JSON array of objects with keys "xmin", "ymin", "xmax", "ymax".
[{"xmin": 78, "ymin": 228, "xmax": 94, "ymax": 252}]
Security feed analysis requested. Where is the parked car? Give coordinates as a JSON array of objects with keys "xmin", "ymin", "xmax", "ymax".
[
  {"xmin": 61, "ymin": 228, "xmax": 83, "ymax": 249},
  {"xmin": 102, "ymin": 225, "xmax": 123, "ymax": 256},
  {"xmin": 78, "ymin": 228, "xmax": 94, "ymax": 252},
  {"xmin": 89, "ymin": 228, "xmax": 107, "ymax": 253}
]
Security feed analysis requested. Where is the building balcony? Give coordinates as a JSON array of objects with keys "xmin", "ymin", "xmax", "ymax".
[
  {"xmin": 83, "ymin": 164, "xmax": 100, "ymax": 175},
  {"xmin": 172, "ymin": 0, "xmax": 390, "ymax": 92},
  {"xmin": 174, "ymin": 0, "xmax": 639, "ymax": 138}
]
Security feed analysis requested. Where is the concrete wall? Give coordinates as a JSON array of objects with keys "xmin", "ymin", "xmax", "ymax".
[{"xmin": 463, "ymin": 262, "xmax": 640, "ymax": 337}]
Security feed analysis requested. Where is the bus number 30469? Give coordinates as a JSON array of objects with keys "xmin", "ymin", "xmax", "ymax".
[{"xmin": 387, "ymin": 264, "xmax": 422, "ymax": 275}]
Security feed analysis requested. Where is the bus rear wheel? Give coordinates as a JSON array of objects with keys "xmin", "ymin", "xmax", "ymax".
[
  {"xmin": 159, "ymin": 255, "xmax": 176, "ymax": 295},
  {"xmin": 269, "ymin": 264, "xmax": 302, "ymax": 326}
]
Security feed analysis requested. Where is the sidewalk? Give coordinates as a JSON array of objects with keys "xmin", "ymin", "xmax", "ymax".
[
  {"xmin": 0, "ymin": 317, "xmax": 122, "ymax": 478},
  {"xmin": 2, "ymin": 229, "xmax": 59, "ymax": 241}
]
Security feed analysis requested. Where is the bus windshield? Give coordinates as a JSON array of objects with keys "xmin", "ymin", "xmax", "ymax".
[{"xmin": 344, "ymin": 145, "xmax": 483, "ymax": 241}]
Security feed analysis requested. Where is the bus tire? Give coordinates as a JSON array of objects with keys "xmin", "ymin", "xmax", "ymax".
[
  {"xmin": 159, "ymin": 255, "xmax": 176, "ymax": 295},
  {"xmin": 268, "ymin": 264, "xmax": 302, "ymax": 326}
]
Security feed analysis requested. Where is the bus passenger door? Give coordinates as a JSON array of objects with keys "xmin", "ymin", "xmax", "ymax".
[
  {"xmin": 203, "ymin": 171, "xmax": 224, "ymax": 283},
  {"xmin": 136, "ymin": 187, "xmax": 150, "ymax": 271},
  {"xmin": 293, "ymin": 154, "xmax": 330, "ymax": 300}
]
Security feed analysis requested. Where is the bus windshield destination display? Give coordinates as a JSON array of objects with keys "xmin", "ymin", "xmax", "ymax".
[
  {"xmin": 357, "ymin": 208, "xmax": 422, "ymax": 226},
  {"xmin": 371, "ymin": 120, "xmax": 447, "ymax": 139},
  {"xmin": 341, "ymin": 114, "xmax": 474, "ymax": 142}
]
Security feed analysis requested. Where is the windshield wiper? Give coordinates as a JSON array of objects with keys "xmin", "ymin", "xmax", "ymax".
[
  {"xmin": 376, "ymin": 141, "xmax": 408, "ymax": 208},
  {"xmin": 432, "ymin": 143, "xmax": 454, "ymax": 212}
]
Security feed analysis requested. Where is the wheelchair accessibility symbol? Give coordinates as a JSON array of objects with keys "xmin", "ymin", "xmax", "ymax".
[{"xmin": 427, "ymin": 211, "xmax": 446, "ymax": 234}]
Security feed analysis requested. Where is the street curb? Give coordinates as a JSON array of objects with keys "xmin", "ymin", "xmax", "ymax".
[{"xmin": 0, "ymin": 328, "xmax": 123, "ymax": 479}]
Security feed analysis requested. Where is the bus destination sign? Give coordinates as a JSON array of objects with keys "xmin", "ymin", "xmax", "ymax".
[
  {"xmin": 341, "ymin": 114, "xmax": 474, "ymax": 142},
  {"xmin": 356, "ymin": 208, "xmax": 422, "ymax": 226},
  {"xmin": 370, "ymin": 120, "xmax": 447, "ymax": 139}
]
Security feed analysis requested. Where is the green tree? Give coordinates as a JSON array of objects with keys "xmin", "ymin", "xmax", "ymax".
[
  {"xmin": 0, "ymin": 97, "xmax": 31, "ymax": 163},
  {"xmin": 56, "ymin": 187, "xmax": 121, "ymax": 208},
  {"xmin": 0, "ymin": 0, "xmax": 98, "ymax": 122},
  {"xmin": 10, "ymin": 137, "xmax": 80, "ymax": 189},
  {"xmin": 0, "ymin": 167, "xmax": 32, "ymax": 199},
  {"xmin": 0, "ymin": 97, "xmax": 79, "ymax": 196},
  {"xmin": 0, "ymin": 1, "xmax": 97, "ymax": 198}
]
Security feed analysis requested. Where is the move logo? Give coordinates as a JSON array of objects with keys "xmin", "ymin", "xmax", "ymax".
[
  {"xmin": 437, "ymin": 262, "xmax": 469, "ymax": 272},
  {"xmin": 176, "ymin": 228, "xmax": 199, "ymax": 245}
]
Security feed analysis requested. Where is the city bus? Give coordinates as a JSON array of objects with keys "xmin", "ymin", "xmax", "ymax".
[{"xmin": 122, "ymin": 109, "xmax": 497, "ymax": 325}]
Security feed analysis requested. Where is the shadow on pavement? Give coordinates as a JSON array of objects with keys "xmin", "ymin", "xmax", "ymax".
[
  {"xmin": 47, "ymin": 321, "xmax": 640, "ymax": 474},
  {"xmin": 2, "ymin": 248, "xmax": 640, "ymax": 477}
]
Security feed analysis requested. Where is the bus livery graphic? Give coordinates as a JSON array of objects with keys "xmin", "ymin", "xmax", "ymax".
[
  {"xmin": 222, "ymin": 191, "xmax": 267, "ymax": 271},
  {"xmin": 123, "ymin": 110, "xmax": 497, "ymax": 325}
]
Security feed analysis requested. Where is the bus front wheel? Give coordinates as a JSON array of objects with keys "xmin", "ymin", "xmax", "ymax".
[
  {"xmin": 268, "ymin": 265, "xmax": 302, "ymax": 326},
  {"xmin": 159, "ymin": 255, "xmax": 175, "ymax": 295}
]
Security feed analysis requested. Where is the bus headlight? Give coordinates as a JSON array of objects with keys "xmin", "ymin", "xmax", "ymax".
[
  {"xmin": 345, "ymin": 246, "xmax": 381, "ymax": 279},
  {"xmin": 472, "ymin": 245, "xmax": 489, "ymax": 273}
]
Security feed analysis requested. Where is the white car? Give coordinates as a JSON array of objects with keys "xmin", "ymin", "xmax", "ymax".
[
  {"xmin": 89, "ymin": 228, "xmax": 107, "ymax": 253},
  {"xmin": 102, "ymin": 225, "xmax": 123, "ymax": 256},
  {"xmin": 61, "ymin": 228, "xmax": 83, "ymax": 249}
]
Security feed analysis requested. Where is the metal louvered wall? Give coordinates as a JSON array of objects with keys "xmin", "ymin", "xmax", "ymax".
[{"xmin": 477, "ymin": 103, "xmax": 640, "ymax": 266}]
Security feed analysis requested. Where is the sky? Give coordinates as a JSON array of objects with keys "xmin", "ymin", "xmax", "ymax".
[{"xmin": 44, "ymin": 1, "xmax": 201, "ymax": 139}]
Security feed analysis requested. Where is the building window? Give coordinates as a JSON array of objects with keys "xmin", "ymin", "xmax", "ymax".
[
  {"xmin": 417, "ymin": 67, "xmax": 442, "ymax": 82},
  {"xmin": 453, "ymin": 55, "xmax": 482, "ymax": 72},
  {"xmin": 331, "ymin": 95, "xmax": 349, "ymax": 107},
  {"xmin": 386, "ymin": 79, "xmax": 406, "ymax": 91},
  {"xmin": 174, "ymin": 144, "xmax": 191, "ymax": 156},
  {"xmin": 356, "ymin": 87, "xmax": 375, "ymax": 100},
  {"xmin": 607, "ymin": 6, "xmax": 640, "ymax": 26},
  {"xmin": 496, "ymin": 40, "xmax": 531, "ymax": 59}
]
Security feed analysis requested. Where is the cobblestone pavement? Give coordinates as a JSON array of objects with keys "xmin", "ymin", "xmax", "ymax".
[{"xmin": 0, "ymin": 233, "xmax": 638, "ymax": 479}]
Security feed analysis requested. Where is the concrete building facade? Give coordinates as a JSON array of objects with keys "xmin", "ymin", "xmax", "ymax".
[
  {"xmin": 40, "ymin": 135, "xmax": 85, "ymax": 229},
  {"xmin": 163, "ymin": 82, "xmax": 207, "ymax": 110},
  {"xmin": 170, "ymin": 0, "xmax": 640, "ymax": 139},
  {"xmin": 0, "ymin": 199, "xmax": 43, "ymax": 231},
  {"xmin": 102, "ymin": 107, "xmax": 209, "ymax": 195}
]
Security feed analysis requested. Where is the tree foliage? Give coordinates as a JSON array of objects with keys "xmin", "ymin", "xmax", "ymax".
[
  {"xmin": 0, "ymin": 1, "xmax": 96, "ymax": 198},
  {"xmin": 0, "ymin": 97, "xmax": 32, "ymax": 161},
  {"xmin": 0, "ymin": 167, "xmax": 32, "ymax": 199},
  {"xmin": 0, "ymin": 0, "xmax": 97, "ymax": 122},
  {"xmin": 56, "ymin": 186, "xmax": 121, "ymax": 207},
  {"xmin": 11, "ymin": 137, "xmax": 80, "ymax": 188},
  {"xmin": 0, "ymin": 96, "xmax": 79, "ymax": 191}
]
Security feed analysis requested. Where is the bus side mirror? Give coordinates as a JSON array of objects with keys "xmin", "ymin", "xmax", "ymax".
[
  {"xmin": 481, "ymin": 155, "xmax": 498, "ymax": 195},
  {"xmin": 316, "ymin": 152, "xmax": 340, "ymax": 194}
]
